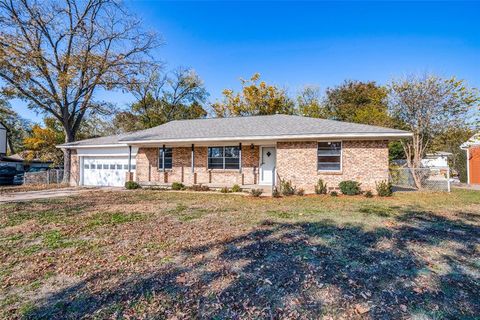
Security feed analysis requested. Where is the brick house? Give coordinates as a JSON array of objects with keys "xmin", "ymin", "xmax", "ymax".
[{"xmin": 59, "ymin": 115, "xmax": 411, "ymax": 193}]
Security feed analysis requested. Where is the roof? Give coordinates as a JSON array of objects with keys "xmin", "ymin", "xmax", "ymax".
[
  {"xmin": 461, "ymin": 133, "xmax": 480, "ymax": 149},
  {"xmin": 57, "ymin": 132, "xmax": 132, "ymax": 147},
  {"xmin": 1, "ymin": 153, "xmax": 52, "ymax": 163},
  {"xmin": 59, "ymin": 114, "xmax": 412, "ymax": 148},
  {"xmin": 425, "ymin": 151, "xmax": 453, "ymax": 157}
]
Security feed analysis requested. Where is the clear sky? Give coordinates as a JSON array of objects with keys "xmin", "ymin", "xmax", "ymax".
[{"xmin": 13, "ymin": 1, "xmax": 480, "ymax": 122}]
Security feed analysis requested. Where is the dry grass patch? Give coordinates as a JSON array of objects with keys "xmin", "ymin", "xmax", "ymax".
[{"xmin": 0, "ymin": 189, "xmax": 479, "ymax": 319}]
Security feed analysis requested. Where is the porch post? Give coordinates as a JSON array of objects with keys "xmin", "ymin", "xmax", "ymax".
[
  {"xmin": 191, "ymin": 144, "xmax": 195, "ymax": 173},
  {"xmin": 161, "ymin": 144, "xmax": 166, "ymax": 172},
  {"xmin": 128, "ymin": 146, "xmax": 132, "ymax": 173},
  {"xmin": 239, "ymin": 142, "xmax": 242, "ymax": 173}
]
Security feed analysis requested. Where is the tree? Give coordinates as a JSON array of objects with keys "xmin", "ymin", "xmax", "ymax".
[
  {"xmin": 324, "ymin": 80, "xmax": 393, "ymax": 127},
  {"xmin": 115, "ymin": 67, "xmax": 208, "ymax": 131},
  {"xmin": 389, "ymin": 75, "xmax": 479, "ymax": 187},
  {"xmin": 23, "ymin": 118, "xmax": 64, "ymax": 165},
  {"xmin": 0, "ymin": 96, "xmax": 29, "ymax": 154},
  {"xmin": 212, "ymin": 73, "xmax": 295, "ymax": 117},
  {"xmin": 297, "ymin": 86, "xmax": 328, "ymax": 118},
  {"xmin": 0, "ymin": 0, "xmax": 159, "ymax": 182}
]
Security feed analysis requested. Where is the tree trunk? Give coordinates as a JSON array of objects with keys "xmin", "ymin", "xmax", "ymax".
[{"xmin": 62, "ymin": 130, "xmax": 75, "ymax": 184}]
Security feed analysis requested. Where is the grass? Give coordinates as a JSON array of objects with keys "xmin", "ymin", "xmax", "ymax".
[{"xmin": 0, "ymin": 188, "xmax": 479, "ymax": 319}]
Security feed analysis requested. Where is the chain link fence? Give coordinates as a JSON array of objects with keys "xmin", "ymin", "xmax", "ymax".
[
  {"xmin": 389, "ymin": 167, "xmax": 451, "ymax": 192},
  {"xmin": 24, "ymin": 169, "xmax": 64, "ymax": 185}
]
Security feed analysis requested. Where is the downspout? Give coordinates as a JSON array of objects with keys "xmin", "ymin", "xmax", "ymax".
[
  {"xmin": 239, "ymin": 142, "xmax": 242, "ymax": 173},
  {"xmin": 191, "ymin": 144, "xmax": 195, "ymax": 173},
  {"xmin": 128, "ymin": 146, "xmax": 132, "ymax": 173},
  {"xmin": 162, "ymin": 144, "xmax": 166, "ymax": 172}
]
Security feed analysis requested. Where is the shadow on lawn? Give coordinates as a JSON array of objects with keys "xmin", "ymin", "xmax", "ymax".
[{"xmin": 27, "ymin": 209, "xmax": 480, "ymax": 319}]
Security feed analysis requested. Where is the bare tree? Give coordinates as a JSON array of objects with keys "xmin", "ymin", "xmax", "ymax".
[
  {"xmin": 389, "ymin": 74, "xmax": 479, "ymax": 188},
  {"xmin": 0, "ymin": 0, "xmax": 160, "ymax": 182}
]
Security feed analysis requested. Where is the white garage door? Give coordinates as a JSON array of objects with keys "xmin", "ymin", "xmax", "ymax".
[{"xmin": 82, "ymin": 157, "xmax": 135, "ymax": 187}]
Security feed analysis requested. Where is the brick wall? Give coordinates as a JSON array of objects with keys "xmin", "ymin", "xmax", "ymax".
[
  {"xmin": 276, "ymin": 140, "xmax": 389, "ymax": 193},
  {"xmin": 69, "ymin": 149, "xmax": 79, "ymax": 186},
  {"xmin": 135, "ymin": 145, "xmax": 260, "ymax": 186}
]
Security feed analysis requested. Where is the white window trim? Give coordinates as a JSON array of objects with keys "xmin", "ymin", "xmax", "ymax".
[
  {"xmin": 317, "ymin": 140, "xmax": 343, "ymax": 173},
  {"xmin": 208, "ymin": 146, "xmax": 240, "ymax": 170}
]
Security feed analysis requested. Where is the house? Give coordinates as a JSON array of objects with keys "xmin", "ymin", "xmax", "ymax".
[
  {"xmin": 421, "ymin": 151, "xmax": 452, "ymax": 168},
  {"xmin": 58, "ymin": 115, "xmax": 412, "ymax": 193},
  {"xmin": 0, "ymin": 153, "xmax": 53, "ymax": 172},
  {"xmin": 460, "ymin": 133, "xmax": 480, "ymax": 185}
]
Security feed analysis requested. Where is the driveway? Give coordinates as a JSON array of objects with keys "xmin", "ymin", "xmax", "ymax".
[{"xmin": 0, "ymin": 187, "xmax": 120, "ymax": 203}]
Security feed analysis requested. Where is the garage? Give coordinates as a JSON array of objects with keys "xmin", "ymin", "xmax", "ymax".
[{"xmin": 82, "ymin": 157, "xmax": 135, "ymax": 187}]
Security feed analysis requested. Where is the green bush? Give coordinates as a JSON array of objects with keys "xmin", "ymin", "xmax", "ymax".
[
  {"xmin": 339, "ymin": 180, "xmax": 361, "ymax": 195},
  {"xmin": 189, "ymin": 184, "xmax": 210, "ymax": 191},
  {"xmin": 171, "ymin": 182, "xmax": 185, "ymax": 190},
  {"xmin": 220, "ymin": 187, "xmax": 230, "ymax": 193},
  {"xmin": 280, "ymin": 179, "xmax": 296, "ymax": 196},
  {"xmin": 272, "ymin": 187, "xmax": 281, "ymax": 198},
  {"xmin": 250, "ymin": 189, "xmax": 263, "ymax": 197},
  {"xmin": 330, "ymin": 191, "xmax": 338, "ymax": 197},
  {"xmin": 231, "ymin": 184, "xmax": 242, "ymax": 192},
  {"xmin": 125, "ymin": 181, "xmax": 140, "ymax": 189},
  {"xmin": 296, "ymin": 188, "xmax": 305, "ymax": 196},
  {"xmin": 376, "ymin": 180, "xmax": 393, "ymax": 197},
  {"xmin": 314, "ymin": 179, "xmax": 328, "ymax": 194},
  {"xmin": 364, "ymin": 190, "xmax": 374, "ymax": 198}
]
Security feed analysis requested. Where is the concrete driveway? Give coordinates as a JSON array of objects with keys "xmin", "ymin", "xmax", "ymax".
[{"xmin": 0, "ymin": 187, "xmax": 119, "ymax": 203}]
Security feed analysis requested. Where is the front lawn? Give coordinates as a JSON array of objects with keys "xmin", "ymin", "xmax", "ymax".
[{"xmin": 0, "ymin": 189, "xmax": 479, "ymax": 319}]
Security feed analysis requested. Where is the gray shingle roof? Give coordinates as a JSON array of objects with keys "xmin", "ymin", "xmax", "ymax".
[{"xmin": 60, "ymin": 115, "xmax": 411, "ymax": 147}]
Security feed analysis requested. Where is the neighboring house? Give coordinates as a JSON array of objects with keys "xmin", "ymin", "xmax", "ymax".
[
  {"xmin": 421, "ymin": 152, "xmax": 452, "ymax": 168},
  {"xmin": 58, "ymin": 115, "xmax": 412, "ymax": 193},
  {"xmin": 460, "ymin": 133, "xmax": 480, "ymax": 185},
  {"xmin": 0, "ymin": 153, "xmax": 53, "ymax": 172}
]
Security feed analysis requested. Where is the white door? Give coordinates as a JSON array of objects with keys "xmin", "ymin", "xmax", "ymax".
[
  {"xmin": 260, "ymin": 147, "xmax": 276, "ymax": 185},
  {"xmin": 82, "ymin": 157, "xmax": 133, "ymax": 187}
]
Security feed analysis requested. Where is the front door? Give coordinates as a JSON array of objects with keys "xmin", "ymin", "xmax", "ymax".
[{"xmin": 260, "ymin": 147, "xmax": 276, "ymax": 185}]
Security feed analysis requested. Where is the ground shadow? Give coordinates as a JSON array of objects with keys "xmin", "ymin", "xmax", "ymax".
[{"xmin": 26, "ymin": 210, "xmax": 480, "ymax": 319}]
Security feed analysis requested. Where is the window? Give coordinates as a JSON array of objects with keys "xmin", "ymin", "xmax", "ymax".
[
  {"xmin": 158, "ymin": 148, "xmax": 173, "ymax": 170},
  {"xmin": 208, "ymin": 146, "xmax": 240, "ymax": 169},
  {"xmin": 110, "ymin": 164, "xmax": 115, "ymax": 170},
  {"xmin": 84, "ymin": 164, "xmax": 90, "ymax": 169},
  {"xmin": 90, "ymin": 164, "xmax": 96, "ymax": 169},
  {"xmin": 123, "ymin": 164, "xmax": 128, "ymax": 170},
  {"xmin": 103, "ymin": 164, "xmax": 109, "ymax": 169},
  {"xmin": 318, "ymin": 142, "xmax": 342, "ymax": 171},
  {"xmin": 116, "ymin": 164, "xmax": 122, "ymax": 170},
  {"xmin": 131, "ymin": 164, "xmax": 136, "ymax": 170}
]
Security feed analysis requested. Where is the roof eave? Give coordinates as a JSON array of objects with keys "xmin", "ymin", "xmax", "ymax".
[{"xmin": 56, "ymin": 143, "xmax": 129, "ymax": 149}]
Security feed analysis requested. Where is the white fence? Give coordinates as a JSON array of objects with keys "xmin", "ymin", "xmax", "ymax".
[{"xmin": 389, "ymin": 167, "xmax": 451, "ymax": 192}]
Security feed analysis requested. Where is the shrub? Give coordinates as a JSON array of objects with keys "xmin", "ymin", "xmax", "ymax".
[
  {"xmin": 296, "ymin": 188, "xmax": 305, "ymax": 196},
  {"xmin": 364, "ymin": 190, "xmax": 374, "ymax": 198},
  {"xmin": 220, "ymin": 187, "xmax": 230, "ymax": 193},
  {"xmin": 250, "ymin": 189, "xmax": 263, "ymax": 197},
  {"xmin": 314, "ymin": 179, "xmax": 328, "ymax": 194},
  {"xmin": 171, "ymin": 182, "xmax": 185, "ymax": 190},
  {"xmin": 231, "ymin": 184, "xmax": 242, "ymax": 193},
  {"xmin": 339, "ymin": 180, "xmax": 361, "ymax": 195},
  {"xmin": 125, "ymin": 181, "xmax": 140, "ymax": 189},
  {"xmin": 272, "ymin": 187, "xmax": 281, "ymax": 198},
  {"xmin": 189, "ymin": 184, "xmax": 210, "ymax": 192},
  {"xmin": 376, "ymin": 180, "xmax": 393, "ymax": 197},
  {"xmin": 330, "ymin": 191, "xmax": 338, "ymax": 197},
  {"xmin": 280, "ymin": 179, "xmax": 296, "ymax": 196}
]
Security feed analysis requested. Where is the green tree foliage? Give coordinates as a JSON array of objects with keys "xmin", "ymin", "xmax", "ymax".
[
  {"xmin": 212, "ymin": 73, "xmax": 295, "ymax": 117},
  {"xmin": 325, "ymin": 80, "xmax": 393, "ymax": 127},
  {"xmin": 297, "ymin": 86, "xmax": 328, "ymax": 118},
  {"xmin": 115, "ymin": 68, "xmax": 208, "ymax": 131}
]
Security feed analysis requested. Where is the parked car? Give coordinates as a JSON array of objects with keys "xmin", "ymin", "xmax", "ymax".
[{"xmin": 0, "ymin": 166, "xmax": 17, "ymax": 185}]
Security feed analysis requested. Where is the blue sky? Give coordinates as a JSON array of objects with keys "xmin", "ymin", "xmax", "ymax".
[{"xmin": 13, "ymin": 1, "xmax": 480, "ymax": 122}]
